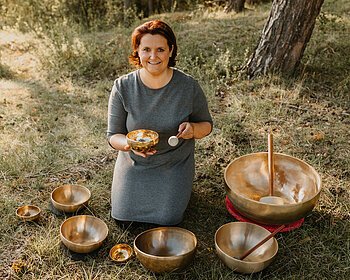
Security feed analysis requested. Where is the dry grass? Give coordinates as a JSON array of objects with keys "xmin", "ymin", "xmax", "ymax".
[{"xmin": 0, "ymin": 1, "xmax": 349, "ymax": 279}]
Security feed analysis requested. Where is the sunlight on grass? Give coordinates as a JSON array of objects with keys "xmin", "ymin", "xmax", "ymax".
[{"xmin": 0, "ymin": 1, "xmax": 349, "ymax": 279}]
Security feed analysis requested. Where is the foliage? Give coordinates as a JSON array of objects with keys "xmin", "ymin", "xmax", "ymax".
[
  {"xmin": 0, "ymin": 0, "xmax": 126, "ymax": 32},
  {"xmin": 36, "ymin": 24, "xmax": 133, "ymax": 82},
  {"xmin": 0, "ymin": 0, "xmax": 211, "ymax": 32}
]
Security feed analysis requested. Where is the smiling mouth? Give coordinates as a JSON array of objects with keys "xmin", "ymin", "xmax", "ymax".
[{"xmin": 148, "ymin": 62, "xmax": 161, "ymax": 65}]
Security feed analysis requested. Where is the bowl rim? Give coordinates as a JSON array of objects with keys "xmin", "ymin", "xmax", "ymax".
[
  {"xmin": 16, "ymin": 205, "xmax": 41, "ymax": 218},
  {"xmin": 60, "ymin": 215, "xmax": 109, "ymax": 247},
  {"xmin": 214, "ymin": 222, "xmax": 279, "ymax": 264},
  {"xmin": 51, "ymin": 184, "xmax": 91, "ymax": 208},
  {"xmin": 224, "ymin": 152, "xmax": 322, "ymax": 206},
  {"xmin": 126, "ymin": 129, "xmax": 159, "ymax": 142},
  {"xmin": 133, "ymin": 226, "xmax": 197, "ymax": 259}
]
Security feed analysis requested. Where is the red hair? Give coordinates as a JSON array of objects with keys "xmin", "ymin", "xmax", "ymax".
[{"xmin": 129, "ymin": 20, "xmax": 178, "ymax": 67}]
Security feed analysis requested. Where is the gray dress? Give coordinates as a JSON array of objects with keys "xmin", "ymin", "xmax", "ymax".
[{"xmin": 107, "ymin": 68, "xmax": 213, "ymax": 225}]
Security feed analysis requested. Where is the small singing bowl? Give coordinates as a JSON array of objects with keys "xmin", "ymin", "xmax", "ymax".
[
  {"xmin": 109, "ymin": 243, "xmax": 133, "ymax": 263},
  {"xmin": 60, "ymin": 215, "xmax": 108, "ymax": 254},
  {"xmin": 51, "ymin": 184, "xmax": 91, "ymax": 213},
  {"xmin": 134, "ymin": 227, "xmax": 197, "ymax": 273},
  {"xmin": 16, "ymin": 205, "xmax": 41, "ymax": 221},
  {"xmin": 224, "ymin": 152, "xmax": 321, "ymax": 225},
  {"xmin": 215, "ymin": 222, "xmax": 278, "ymax": 274},
  {"xmin": 126, "ymin": 129, "xmax": 159, "ymax": 153}
]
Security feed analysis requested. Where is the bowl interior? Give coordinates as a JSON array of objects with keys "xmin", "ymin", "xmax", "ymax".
[
  {"xmin": 134, "ymin": 227, "xmax": 197, "ymax": 257},
  {"xmin": 16, "ymin": 205, "xmax": 41, "ymax": 218},
  {"xmin": 215, "ymin": 222, "xmax": 278, "ymax": 263},
  {"xmin": 51, "ymin": 185, "xmax": 90, "ymax": 206},
  {"xmin": 60, "ymin": 215, "xmax": 108, "ymax": 245},
  {"xmin": 225, "ymin": 152, "xmax": 321, "ymax": 204},
  {"xmin": 109, "ymin": 244, "xmax": 133, "ymax": 262}
]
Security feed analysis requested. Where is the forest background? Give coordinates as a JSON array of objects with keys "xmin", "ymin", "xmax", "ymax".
[{"xmin": 0, "ymin": 0, "xmax": 349, "ymax": 279}]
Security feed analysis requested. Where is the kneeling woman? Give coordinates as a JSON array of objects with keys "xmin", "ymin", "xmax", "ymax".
[{"xmin": 107, "ymin": 20, "xmax": 213, "ymax": 225}]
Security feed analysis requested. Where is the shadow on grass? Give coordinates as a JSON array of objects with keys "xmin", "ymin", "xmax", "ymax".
[
  {"xmin": 0, "ymin": 63, "xmax": 14, "ymax": 79},
  {"xmin": 1, "ymin": 75, "xmax": 108, "ymax": 181}
]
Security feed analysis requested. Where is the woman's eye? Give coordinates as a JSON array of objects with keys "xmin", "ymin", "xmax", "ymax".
[{"xmin": 158, "ymin": 48, "xmax": 165, "ymax": 52}]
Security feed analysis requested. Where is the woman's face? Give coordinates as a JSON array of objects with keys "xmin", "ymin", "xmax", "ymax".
[{"xmin": 137, "ymin": 34, "xmax": 173, "ymax": 76}]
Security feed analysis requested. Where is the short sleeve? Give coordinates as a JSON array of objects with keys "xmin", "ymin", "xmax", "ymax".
[
  {"xmin": 107, "ymin": 80, "xmax": 128, "ymax": 140},
  {"xmin": 190, "ymin": 80, "xmax": 213, "ymax": 126}
]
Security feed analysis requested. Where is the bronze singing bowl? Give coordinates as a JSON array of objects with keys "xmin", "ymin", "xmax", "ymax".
[
  {"xmin": 16, "ymin": 205, "xmax": 41, "ymax": 221},
  {"xmin": 109, "ymin": 243, "xmax": 133, "ymax": 263},
  {"xmin": 126, "ymin": 129, "xmax": 159, "ymax": 153},
  {"xmin": 60, "ymin": 215, "xmax": 108, "ymax": 253},
  {"xmin": 224, "ymin": 152, "xmax": 321, "ymax": 225},
  {"xmin": 215, "ymin": 222, "xmax": 278, "ymax": 274},
  {"xmin": 134, "ymin": 227, "xmax": 197, "ymax": 273},
  {"xmin": 51, "ymin": 184, "xmax": 91, "ymax": 213}
]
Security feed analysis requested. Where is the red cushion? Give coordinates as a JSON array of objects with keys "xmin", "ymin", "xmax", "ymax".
[{"xmin": 225, "ymin": 196, "xmax": 304, "ymax": 232}]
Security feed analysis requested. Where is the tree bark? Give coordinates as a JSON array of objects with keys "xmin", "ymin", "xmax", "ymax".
[
  {"xmin": 167, "ymin": 0, "xmax": 173, "ymax": 11},
  {"xmin": 148, "ymin": 0, "xmax": 154, "ymax": 15},
  {"xmin": 124, "ymin": 0, "xmax": 131, "ymax": 10},
  {"xmin": 225, "ymin": 0, "xmax": 245, "ymax": 13},
  {"xmin": 246, "ymin": 0, "xmax": 324, "ymax": 78},
  {"xmin": 123, "ymin": 0, "xmax": 132, "ymax": 26}
]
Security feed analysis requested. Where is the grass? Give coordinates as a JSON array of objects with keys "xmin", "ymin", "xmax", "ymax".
[{"xmin": 0, "ymin": 1, "xmax": 349, "ymax": 279}]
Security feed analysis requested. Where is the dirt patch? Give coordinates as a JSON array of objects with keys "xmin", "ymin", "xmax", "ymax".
[{"xmin": 0, "ymin": 29, "xmax": 42, "ymax": 79}]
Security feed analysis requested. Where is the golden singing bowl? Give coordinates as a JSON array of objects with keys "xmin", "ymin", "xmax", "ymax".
[
  {"xmin": 60, "ymin": 215, "xmax": 108, "ymax": 253},
  {"xmin": 51, "ymin": 184, "xmax": 91, "ymax": 213},
  {"xmin": 126, "ymin": 129, "xmax": 159, "ymax": 153},
  {"xmin": 16, "ymin": 205, "xmax": 41, "ymax": 221},
  {"xmin": 215, "ymin": 222, "xmax": 278, "ymax": 274},
  {"xmin": 224, "ymin": 152, "xmax": 321, "ymax": 225},
  {"xmin": 109, "ymin": 243, "xmax": 133, "ymax": 263},
  {"xmin": 134, "ymin": 227, "xmax": 197, "ymax": 273}
]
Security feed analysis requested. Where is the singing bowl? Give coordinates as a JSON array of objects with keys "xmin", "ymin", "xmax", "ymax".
[
  {"xmin": 109, "ymin": 243, "xmax": 133, "ymax": 263},
  {"xmin": 215, "ymin": 222, "xmax": 278, "ymax": 274},
  {"xmin": 51, "ymin": 184, "xmax": 91, "ymax": 213},
  {"xmin": 134, "ymin": 227, "xmax": 197, "ymax": 273},
  {"xmin": 60, "ymin": 215, "xmax": 108, "ymax": 253},
  {"xmin": 126, "ymin": 129, "xmax": 159, "ymax": 153},
  {"xmin": 224, "ymin": 152, "xmax": 321, "ymax": 225},
  {"xmin": 16, "ymin": 205, "xmax": 41, "ymax": 221}
]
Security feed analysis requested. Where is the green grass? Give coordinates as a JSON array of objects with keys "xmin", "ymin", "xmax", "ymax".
[{"xmin": 0, "ymin": 1, "xmax": 349, "ymax": 279}]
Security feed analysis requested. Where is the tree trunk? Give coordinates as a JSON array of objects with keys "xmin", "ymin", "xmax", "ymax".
[
  {"xmin": 225, "ymin": 0, "xmax": 245, "ymax": 13},
  {"xmin": 246, "ymin": 0, "xmax": 324, "ymax": 78},
  {"xmin": 167, "ymin": 0, "xmax": 173, "ymax": 11},
  {"xmin": 124, "ymin": 0, "xmax": 131, "ymax": 9},
  {"xmin": 123, "ymin": 0, "xmax": 132, "ymax": 26},
  {"xmin": 148, "ymin": 0, "xmax": 154, "ymax": 15}
]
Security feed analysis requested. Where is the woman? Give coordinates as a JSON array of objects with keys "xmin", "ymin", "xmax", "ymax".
[{"xmin": 107, "ymin": 20, "xmax": 213, "ymax": 225}]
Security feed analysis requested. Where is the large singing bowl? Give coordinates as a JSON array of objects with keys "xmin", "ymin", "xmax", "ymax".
[
  {"xmin": 134, "ymin": 227, "xmax": 197, "ymax": 273},
  {"xmin": 224, "ymin": 152, "xmax": 321, "ymax": 225}
]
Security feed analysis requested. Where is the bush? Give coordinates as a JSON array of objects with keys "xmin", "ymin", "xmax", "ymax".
[{"xmin": 0, "ymin": 0, "xmax": 125, "ymax": 32}]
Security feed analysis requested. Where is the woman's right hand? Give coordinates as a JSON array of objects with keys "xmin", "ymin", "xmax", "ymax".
[{"xmin": 110, "ymin": 134, "xmax": 156, "ymax": 158}]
